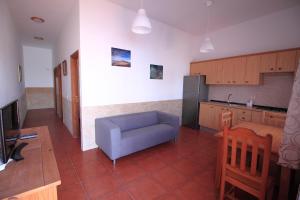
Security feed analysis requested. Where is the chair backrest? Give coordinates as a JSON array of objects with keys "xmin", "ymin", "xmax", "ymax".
[
  {"xmin": 220, "ymin": 111, "xmax": 232, "ymax": 129},
  {"xmin": 222, "ymin": 127, "xmax": 272, "ymax": 185}
]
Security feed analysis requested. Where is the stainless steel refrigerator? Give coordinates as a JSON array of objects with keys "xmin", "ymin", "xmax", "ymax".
[{"xmin": 182, "ymin": 75, "xmax": 208, "ymax": 129}]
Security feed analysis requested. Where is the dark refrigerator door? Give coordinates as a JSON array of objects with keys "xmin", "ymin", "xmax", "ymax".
[
  {"xmin": 182, "ymin": 76, "xmax": 200, "ymax": 129},
  {"xmin": 182, "ymin": 75, "xmax": 208, "ymax": 129}
]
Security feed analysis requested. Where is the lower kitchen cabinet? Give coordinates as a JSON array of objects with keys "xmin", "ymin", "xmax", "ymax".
[
  {"xmin": 262, "ymin": 111, "xmax": 286, "ymax": 128},
  {"xmin": 199, "ymin": 102, "xmax": 286, "ymax": 130}
]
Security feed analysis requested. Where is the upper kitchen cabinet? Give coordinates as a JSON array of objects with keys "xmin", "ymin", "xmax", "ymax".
[
  {"xmin": 261, "ymin": 50, "xmax": 298, "ymax": 73},
  {"xmin": 260, "ymin": 52, "xmax": 277, "ymax": 73},
  {"xmin": 190, "ymin": 61, "xmax": 210, "ymax": 75},
  {"xmin": 277, "ymin": 50, "xmax": 298, "ymax": 72},
  {"xmin": 206, "ymin": 60, "xmax": 223, "ymax": 84},
  {"xmin": 222, "ymin": 57, "xmax": 246, "ymax": 85},
  {"xmin": 244, "ymin": 55, "xmax": 261, "ymax": 85},
  {"xmin": 190, "ymin": 47, "xmax": 300, "ymax": 85}
]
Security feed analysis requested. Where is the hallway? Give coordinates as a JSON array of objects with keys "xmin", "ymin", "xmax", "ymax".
[{"xmin": 23, "ymin": 109, "xmax": 219, "ymax": 200}]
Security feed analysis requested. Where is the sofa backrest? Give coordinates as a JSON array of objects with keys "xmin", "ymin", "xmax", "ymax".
[{"xmin": 109, "ymin": 111, "xmax": 158, "ymax": 132}]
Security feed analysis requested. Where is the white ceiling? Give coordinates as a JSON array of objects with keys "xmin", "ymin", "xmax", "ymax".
[
  {"xmin": 6, "ymin": 0, "xmax": 300, "ymax": 49},
  {"xmin": 108, "ymin": 0, "xmax": 300, "ymax": 35},
  {"xmin": 7, "ymin": 0, "xmax": 76, "ymax": 48}
]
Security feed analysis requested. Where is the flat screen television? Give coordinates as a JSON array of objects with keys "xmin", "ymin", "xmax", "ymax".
[{"xmin": 0, "ymin": 100, "xmax": 20, "ymax": 164}]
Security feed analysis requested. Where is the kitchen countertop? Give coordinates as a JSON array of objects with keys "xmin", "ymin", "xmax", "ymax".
[{"xmin": 200, "ymin": 100, "xmax": 287, "ymax": 114}]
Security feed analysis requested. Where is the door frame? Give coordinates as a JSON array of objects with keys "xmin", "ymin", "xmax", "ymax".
[
  {"xmin": 54, "ymin": 64, "xmax": 63, "ymax": 119},
  {"xmin": 70, "ymin": 50, "xmax": 80, "ymax": 138}
]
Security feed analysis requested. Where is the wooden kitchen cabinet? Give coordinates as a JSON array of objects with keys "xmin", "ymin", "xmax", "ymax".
[
  {"xmin": 206, "ymin": 60, "xmax": 223, "ymax": 84},
  {"xmin": 190, "ymin": 48, "xmax": 300, "ymax": 85},
  {"xmin": 222, "ymin": 57, "xmax": 246, "ymax": 85},
  {"xmin": 277, "ymin": 50, "xmax": 298, "ymax": 72},
  {"xmin": 262, "ymin": 111, "xmax": 286, "ymax": 128},
  {"xmin": 237, "ymin": 109, "xmax": 252, "ymax": 122},
  {"xmin": 190, "ymin": 61, "xmax": 210, "ymax": 75},
  {"xmin": 199, "ymin": 103, "xmax": 224, "ymax": 130},
  {"xmin": 199, "ymin": 103, "xmax": 287, "ymax": 130},
  {"xmin": 244, "ymin": 55, "xmax": 261, "ymax": 85},
  {"xmin": 260, "ymin": 50, "xmax": 298, "ymax": 73},
  {"xmin": 252, "ymin": 111, "xmax": 263, "ymax": 123},
  {"xmin": 222, "ymin": 58, "xmax": 235, "ymax": 84},
  {"xmin": 199, "ymin": 103, "xmax": 215, "ymax": 129},
  {"xmin": 260, "ymin": 53, "xmax": 277, "ymax": 73}
]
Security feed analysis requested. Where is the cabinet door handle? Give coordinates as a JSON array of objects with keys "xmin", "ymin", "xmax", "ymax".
[
  {"xmin": 270, "ymin": 68, "xmax": 274, "ymax": 71},
  {"xmin": 232, "ymin": 81, "xmax": 236, "ymax": 83},
  {"xmin": 245, "ymin": 81, "xmax": 249, "ymax": 83},
  {"xmin": 278, "ymin": 67, "xmax": 282, "ymax": 70},
  {"xmin": 227, "ymin": 81, "xmax": 231, "ymax": 83},
  {"xmin": 241, "ymin": 117, "xmax": 245, "ymax": 120}
]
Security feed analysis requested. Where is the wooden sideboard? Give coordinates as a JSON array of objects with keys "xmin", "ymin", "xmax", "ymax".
[
  {"xmin": 190, "ymin": 48, "xmax": 300, "ymax": 85},
  {"xmin": 0, "ymin": 126, "xmax": 61, "ymax": 200}
]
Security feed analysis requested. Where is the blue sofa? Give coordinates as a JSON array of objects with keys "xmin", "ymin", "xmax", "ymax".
[{"xmin": 95, "ymin": 111, "xmax": 179, "ymax": 165}]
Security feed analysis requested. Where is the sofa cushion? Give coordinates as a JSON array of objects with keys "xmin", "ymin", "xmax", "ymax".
[
  {"xmin": 109, "ymin": 111, "xmax": 158, "ymax": 132},
  {"xmin": 120, "ymin": 124, "xmax": 174, "ymax": 156}
]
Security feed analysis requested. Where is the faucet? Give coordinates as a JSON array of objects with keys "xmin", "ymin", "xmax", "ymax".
[{"xmin": 227, "ymin": 93, "xmax": 232, "ymax": 106}]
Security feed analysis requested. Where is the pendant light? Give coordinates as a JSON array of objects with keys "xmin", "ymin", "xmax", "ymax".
[
  {"xmin": 200, "ymin": 0, "xmax": 215, "ymax": 53},
  {"xmin": 132, "ymin": 0, "xmax": 152, "ymax": 34}
]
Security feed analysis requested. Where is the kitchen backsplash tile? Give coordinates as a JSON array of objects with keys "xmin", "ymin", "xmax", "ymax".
[{"xmin": 208, "ymin": 73, "xmax": 294, "ymax": 108}]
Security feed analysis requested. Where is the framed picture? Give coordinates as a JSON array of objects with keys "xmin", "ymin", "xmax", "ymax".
[
  {"xmin": 150, "ymin": 64, "xmax": 163, "ymax": 79},
  {"xmin": 111, "ymin": 47, "xmax": 131, "ymax": 67},
  {"xmin": 62, "ymin": 60, "xmax": 67, "ymax": 76},
  {"xmin": 17, "ymin": 65, "xmax": 22, "ymax": 82}
]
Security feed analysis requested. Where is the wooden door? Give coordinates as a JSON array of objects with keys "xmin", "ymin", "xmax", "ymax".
[
  {"xmin": 260, "ymin": 53, "xmax": 277, "ymax": 73},
  {"xmin": 244, "ymin": 55, "xmax": 261, "ymax": 85},
  {"xmin": 277, "ymin": 50, "xmax": 298, "ymax": 72},
  {"xmin": 54, "ymin": 65, "xmax": 63, "ymax": 119},
  {"xmin": 71, "ymin": 51, "xmax": 81, "ymax": 138}
]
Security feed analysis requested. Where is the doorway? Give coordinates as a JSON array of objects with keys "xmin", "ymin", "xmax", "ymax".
[
  {"xmin": 54, "ymin": 65, "xmax": 63, "ymax": 119},
  {"xmin": 70, "ymin": 50, "xmax": 81, "ymax": 139}
]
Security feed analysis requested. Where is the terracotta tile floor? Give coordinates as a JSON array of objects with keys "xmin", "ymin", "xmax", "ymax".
[{"xmin": 23, "ymin": 109, "xmax": 219, "ymax": 200}]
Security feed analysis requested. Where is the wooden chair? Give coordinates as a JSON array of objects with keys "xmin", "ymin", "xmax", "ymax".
[
  {"xmin": 220, "ymin": 111, "xmax": 233, "ymax": 129},
  {"xmin": 219, "ymin": 127, "xmax": 273, "ymax": 200}
]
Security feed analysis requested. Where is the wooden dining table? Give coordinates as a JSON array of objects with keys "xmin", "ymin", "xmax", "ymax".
[{"xmin": 214, "ymin": 121, "xmax": 291, "ymax": 200}]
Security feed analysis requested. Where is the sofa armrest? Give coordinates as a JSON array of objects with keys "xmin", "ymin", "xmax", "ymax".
[
  {"xmin": 95, "ymin": 118, "xmax": 121, "ymax": 160},
  {"xmin": 157, "ymin": 111, "xmax": 180, "ymax": 137}
]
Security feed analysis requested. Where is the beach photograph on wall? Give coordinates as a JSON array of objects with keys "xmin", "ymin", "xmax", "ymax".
[
  {"xmin": 150, "ymin": 64, "xmax": 163, "ymax": 79},
  {"xmin": 111, "ymin": 47, "xmax": 131, "ymax": 67}
]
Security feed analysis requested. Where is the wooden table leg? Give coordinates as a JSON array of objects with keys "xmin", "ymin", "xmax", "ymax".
[
  {"xmin": 215, "ymin": 137, "xmax": 223, "ymax": 189},
  {"xmin": 278, "ymin": 166, "xmax": 291, "ymax": 200}
]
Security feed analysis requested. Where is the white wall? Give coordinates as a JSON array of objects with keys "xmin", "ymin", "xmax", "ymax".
[
  {"xmin": 23, "ymin": 46, "xmax": 53, "ymax": 87},
  {"xmin": 54, "ymin": 1, "xmax": 80, "ymax": 100},
  {"xmin": 80, "ymin": 0, "xmax": 192, "ymax": 108},
  {"xmin": 0, "ymin": 0, "xmax": 24, "ymax": 107},
  {"xmin": 53, "ymin": 1, "xmax": 80, "ymax": 133},
  {"xmin": 192, "ymin": 5, "xmax": 300, "ymax": 61},
  {"xmin": 209, "ymin": 73, "xmax": 294, "ymax": 108},
  {"xmin": 79, "ymin": 0, "xmax": 193, "ymax": 150}
]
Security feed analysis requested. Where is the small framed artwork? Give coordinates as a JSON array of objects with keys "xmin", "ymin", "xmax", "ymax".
[
  {"xmin": 62, "ymin": 60, "xmax": 67, "ymax": 76},
  {"xmin": 17, "ymin": 65, "xmax": 22, "ymax": 82},
  {"xmin": 150, "ymin": 64, "xmax": 163, "ymax": 80},
  {"xmin": 111, "ymin": 47, "xmax": 131, "ymax": 67}
]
